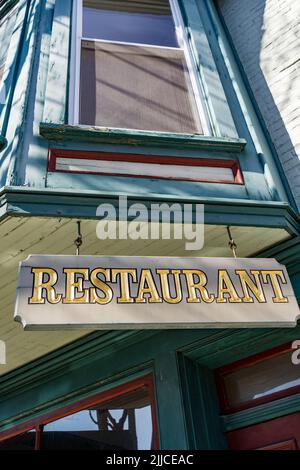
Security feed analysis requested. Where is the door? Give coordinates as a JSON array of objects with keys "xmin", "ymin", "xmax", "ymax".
[
  {"xmin": 216, "ymin": 342, "xmax": 300, "ymax": 451},
  {"xmin": 226, "ymin": 412, "xmax": 300, "ymax": 450}
]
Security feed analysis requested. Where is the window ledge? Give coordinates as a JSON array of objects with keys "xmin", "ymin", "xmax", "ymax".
[
  {"xmin": 0, "ymin": 134, "xmax": 7, "ymax": 151},
  {"xmin": 39, "ymin": 123, "xmax": 247, "ymax": 153}
]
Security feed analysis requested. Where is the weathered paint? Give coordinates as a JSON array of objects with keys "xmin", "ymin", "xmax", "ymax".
[
  {"xmin": 0, "ymin": 0, "xmax": 299, "ymax": 451},
  {"xmin": 39, "ymin": 122, "xmax": 247, "ymax": 152},
  {"xmin": 0, "ymin": 0, "xmax": 293, "ymax": 206},
  {"xmin": 42, "ymin": 0, "xmax": 72, "ymax": 124}
]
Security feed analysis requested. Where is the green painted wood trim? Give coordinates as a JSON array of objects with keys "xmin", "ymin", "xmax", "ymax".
[
  {"xmin": 0, "ymin": 332, "xmax": 156, "ymax": 399},
  {"xmin": 0, "ymin": 330, "xmax": 158, "ymax": 430},
  {"xmin": 222, "ymin": 392, "xmax": 300, "ymax": 432},
  {"xmin": 182, "ymin": 325, "xmax": 300, "ymax": 369},
  {"xmin": 179, "ymin": 356, "xmax": 227, "ymax": 449},
  {"xmin": 0, "ymin": 363, "xmax": 154, "ymax": 433},
  {"xmin": 178, "ymin": 0, "xmax": 237, "ymax": 138},
  {"xmin": 259, "ymin": 236, "xmax": 300, "ymax": 273},
  {"xmin": 18, "ymin": 0, "xmax": 57, "ymax": 189},
  {"xmin": 0, "ymin": 0, "xmax": 18, "ymax": 20},
  {"xmin": 42, "ymin": 0, "xmax": 72, "ymax": 123},
  {"xmin": 258, "ymin": 236, "xmax": 300, "ymax": 300},
  {"xmin": 0, "ymin": 326, "xmax": 299, "ymax": 441},
  {"xmin": 3, "ymin": 0, "xmax": 43, "ymax": 186},
  {"xmin": 0, "ymin": 330, "xmax": 210, "ymax": 402},
  {"xmin": 39, "ymin": 122, "xmax": 247, "ymax": 153},
  {"xmin": 0, "ymin": 186, "xmax": 299, "ymax": 235},
  {"xmin": 0, "ymin": 134, "xmax": 6, "ymax": 150},
  {"xmin": 154, "ymin": 351, "xmax": 188, "ymax": 449}
]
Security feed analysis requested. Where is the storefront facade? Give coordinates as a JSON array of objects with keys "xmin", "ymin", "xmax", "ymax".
[{"xmin": 0, "ymin": 0, "xmax": 299, "ymax": 450}]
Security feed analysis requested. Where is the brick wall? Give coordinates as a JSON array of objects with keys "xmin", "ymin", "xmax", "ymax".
[{"xmin": 215, "ymin": 0, "xmax": 300, "ymax": 210}]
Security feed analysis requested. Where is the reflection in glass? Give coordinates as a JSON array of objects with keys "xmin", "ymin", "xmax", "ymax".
[
  {"xmin": 223, "ymin": 350, "xmax": 300, "ymax": 409},
  {"xmin": 83, "ymin": 0, "xmax": 178, "ymax": 47},
  {"xmin": 42, "ymin": 386, "xmax": 153, "ymax": 449},
  {"xmin": 0, "ymin": 430, "xmax": 36, "ymax": 450}
]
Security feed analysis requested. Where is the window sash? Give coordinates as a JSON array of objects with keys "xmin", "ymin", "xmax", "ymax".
[
  {"xmin": 83, "ymin": 0, "xmax": 172, "ymax": 15},
  {"xmin": 69, "ymin": 0, "xmax": 210, "ymax": 134},
  {"xmin": 79, "ymin": 39, "xmax": 203, "ymax": 133},
  {"xmin": 216, "ymin": 343, "xmax": 300, "ymax": 413}
]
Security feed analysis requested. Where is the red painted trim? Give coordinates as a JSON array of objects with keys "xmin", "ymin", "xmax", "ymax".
[
  {"xmin": 48, "ymin": 149, "xmax": 244, "ymax": 185},
  {"xmin": 35, "ymin": 425, "xmax": 43, "ymax": 450},
  {"xmin": 0, "ymin": 374, "xmax": 159, "ymax": 449},
  {"xmin": 216, "ymin": 341, "xmax": 298, "ymax": 414}
]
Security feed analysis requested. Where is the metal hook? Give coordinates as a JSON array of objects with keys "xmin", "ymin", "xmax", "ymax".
[
  {"xmin": 226, "ymin": 226, "xmax": 237, "ymax": 258},
  {"xmin": 74, "ymin": 220, "xmax": 83, "ymax": 256}
]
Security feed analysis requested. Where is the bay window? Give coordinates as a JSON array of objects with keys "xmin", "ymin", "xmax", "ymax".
[{"xmin": 70, "ymin": 0, "xmax": 209, "ymax": 134}]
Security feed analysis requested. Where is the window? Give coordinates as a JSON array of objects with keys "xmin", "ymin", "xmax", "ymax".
[
  {"xmin": 70, "ymin": 0, "xmax": 207, "ymax": 134},
  {"xmin": 0, "ymin": 430, "xmax": 36, "ymax": 450},
  {"xmin": 0, "ymin": 6, "xmax": 18, "ymax": 85},
  {"xmin": 42, "ymin": 386, "xmax": 154, "ymax": 450},
  {"xmin": 216, "ymin": 343, "xmax": 300, "ymax": 413},
  {"xmin": 0, "ymin": 375, "xmax": 158, "ymax": 450}
]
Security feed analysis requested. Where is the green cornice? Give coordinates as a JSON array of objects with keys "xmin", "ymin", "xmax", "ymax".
[
  {"xmin": 0, "ymin": 186, "xmax": 299, "ymax": 236},
  {"xmin": 0, "ymin": 330, "xmax": 153, "ymax": 398},
  {"xmin": 0, "ymin": 330, "xmax": 157, "ymax": 433},
  {"xmin": 0, "ymin": 134, "xmax": 7, "ymax": 151},
  {"xmin": 259, "ymin": 236, "xmax": 300, "ymax": 266},
  {"xmin": 39, "ymin": 122, "xmax": 247, "ymax": 153}
]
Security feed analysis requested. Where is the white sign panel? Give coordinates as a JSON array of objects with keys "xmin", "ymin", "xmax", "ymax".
[{"xmin": 14, "ymin": 255, "xmax": 299, "ymax": 330}]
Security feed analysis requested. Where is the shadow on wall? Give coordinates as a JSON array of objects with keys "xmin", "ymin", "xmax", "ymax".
[{"xmin": 215, "ymin": 0, "xmax": 300, "ymax": 210}]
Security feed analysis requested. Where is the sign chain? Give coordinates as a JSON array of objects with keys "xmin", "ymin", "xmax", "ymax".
[
  {"xmin": 74, "ymin": 220, "xmax": 83, "ymax": 256},
  {"xmin": 227, "ymin": 226, "xmax": 237, "ymax": 258}
]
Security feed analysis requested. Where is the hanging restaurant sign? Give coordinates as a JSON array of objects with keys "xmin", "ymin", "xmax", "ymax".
[{"xmin": 14, "ymin": 255, "xmax": 299, "ymax": 330}]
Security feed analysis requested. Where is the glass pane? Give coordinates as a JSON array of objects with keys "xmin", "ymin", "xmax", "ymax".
[
  {"xmin": 82, "ymin": 0, "xmax": 178, "ymax": 47},
  {"xmin": 223, "ymin": 350, "xmax": 300, "ymax": 409},
  {"xmin": 79, "ymin": 41, "xmax": 202, "ymax": 134},
  {"xmin": 0, "ymin": 430, "xmax": 36, "ymax": 450},
  {"xmin": 42, "ymin": 386, "xmax": 154, "ymax": 450}
]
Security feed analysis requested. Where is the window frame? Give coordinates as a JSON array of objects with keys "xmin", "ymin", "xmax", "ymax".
[
  {"xmin": 216, "ymin": 342, "xmax": 300, "ymax": 414},
  {"xmin": 68, "ymin": 0, "xmax": 211, "ymax": 135},
  {"xmin": 0, "ymin": 374, "xmax": 159, "ymax": 450},
  {"xmin": 0, "ymin": 3, "xmax": 19, "ymax": 86}
]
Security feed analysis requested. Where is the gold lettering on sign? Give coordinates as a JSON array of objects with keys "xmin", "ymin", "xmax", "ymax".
[
  {"xmin": 135, "ymin": 269, "xmax": 162, "ymax": 303},
  {"xmin": 156, "ymin": 269, "xmax": 182, "ymax": 304},
  {"xmin": 235, "ymin": 270, "xmax": 266, "ymax": 303},
  {"xmin": 182, "ymin": 269, "xmax": 214, "ymax": 303},
  {"xmin": 90, "ymin": 268, "xmax": 113, "ymax": 304},
  {"xmin": 261, "ymin": 270, "xmax": 288, "ymax": 303},
  {"xmin": 63, "ymin": 268, "xmax": 89, "ymax": 304},
  {"xmin": 216, "ymin": 270, "xmax": 242, "ymax": 303},
  {"xmin": 27, "ymin": 265, "xmax": 291, "ymax": 307},
  {"xmin": 112, "ymin": 269, "xmax": 137, "ymax": 303},
  {"xmin": 29, "ymin": 268, "xmax": 62, "ymax": 304}
]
